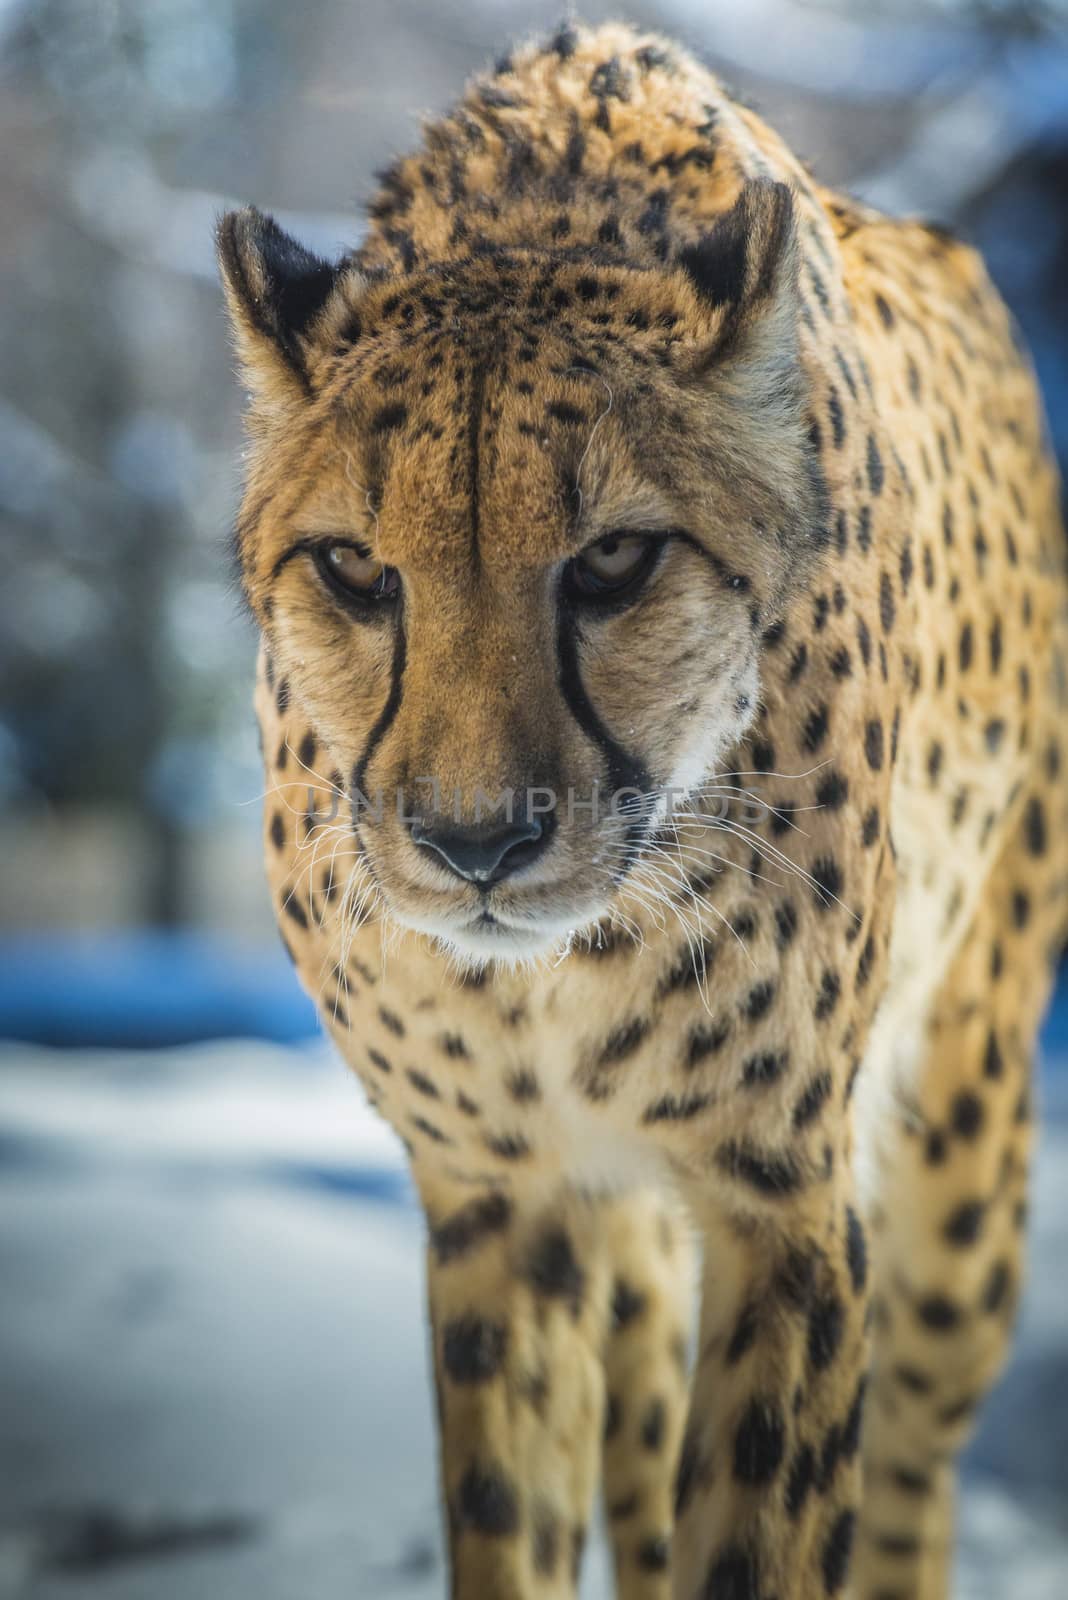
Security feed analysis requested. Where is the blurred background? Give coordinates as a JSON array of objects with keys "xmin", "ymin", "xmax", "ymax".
[{"xmin": 0, "ymin": 1, "xmax": 1066, "ymax": 1596}]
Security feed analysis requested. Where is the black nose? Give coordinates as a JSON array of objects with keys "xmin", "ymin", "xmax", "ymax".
[{"xmin": 409, "ymin": 814, "xmax": 549, "ymax": 886}]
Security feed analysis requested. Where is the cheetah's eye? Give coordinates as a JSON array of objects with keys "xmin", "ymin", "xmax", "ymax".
[
  {"xmin": 563, "ymin": 533, "xmax": 662, "ymax": 605},
  {"xmin": 316, "ymin": 541, "xmax": 400, "ymax": 605}
]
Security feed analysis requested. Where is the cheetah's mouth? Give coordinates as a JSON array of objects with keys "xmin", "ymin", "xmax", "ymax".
[{"xmin": 391, "ymin": 898, "xmax": 599, "ymax": 966}]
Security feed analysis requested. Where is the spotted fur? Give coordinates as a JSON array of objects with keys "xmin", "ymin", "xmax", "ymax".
[{"xmin": 217, "ymin": 21, "xmax": 1068, "ymax": 1600}]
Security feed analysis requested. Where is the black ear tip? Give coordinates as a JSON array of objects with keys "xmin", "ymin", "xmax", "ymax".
[
  {"xmin": 216, "ymin": 204, "xmax": 341, "ymax": 360},
  {"xmin": 677, "ymin": 177, "xmax": 798, "ymax": 311},
  {"xmin": 215, "ymin": 205, "xmax": 290, "ymax": 269},
  {"xmin": 216, "ymin": 205, "xmax": 268, "ymax": 281}
]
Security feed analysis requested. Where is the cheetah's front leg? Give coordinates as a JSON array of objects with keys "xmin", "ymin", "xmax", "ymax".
[
  {"xmin": 419, "ymin": 1172, "xmax": 613, "ymax": 1599},
  {"xmin": 673, "ymin": 1167, "xmax": 870, "ymax": 1600}
]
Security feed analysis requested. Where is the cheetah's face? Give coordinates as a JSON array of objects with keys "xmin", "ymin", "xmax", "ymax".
[{"xmin": 219, "ymin": 186, "xmax": 823, "ymax": 963}]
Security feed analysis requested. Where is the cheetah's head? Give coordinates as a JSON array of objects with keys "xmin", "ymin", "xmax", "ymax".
[{"xmin": 218, "ymin": 181, "xmax": 825, "ymax": 965}]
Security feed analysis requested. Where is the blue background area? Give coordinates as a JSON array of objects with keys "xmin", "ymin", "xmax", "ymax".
[
  {"xmin": 2, "ymin": 933, "xmax": 1066, "ymax": 1062},
  {"xmin": 0, "ymin": 934, "xmax": 320, "ymax": 1048}
]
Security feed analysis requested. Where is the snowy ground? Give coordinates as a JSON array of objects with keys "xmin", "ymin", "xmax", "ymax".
[{"xmin": 0, "ymin": 1041, "xmax": 1065, "ymax": 1599}]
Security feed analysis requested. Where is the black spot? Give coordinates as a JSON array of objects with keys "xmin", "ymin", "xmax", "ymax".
[
  {"xmin": 822, "ymin": 1509, "xmax": 856, "ymax": 1592},
  {"xmin": 743, "ymin": 1050, "xmax": 789, "ymax": 1088},
  {"xmin": 944, "ymin": 1200, "xmax": 985, "ymax": 1248},
  {"xmin": 864, "ymin": 719, "xmax": 884, "ymax": 770},
  {"xmin": 811, "ymin": 856, "xmax": 844, "ymax": 909},
  {"xmin": 686, "ymin": 1018, "xmax": 731, "ymax": 1065},
  {"xmin": 702, "ymin": 1544, "xmax": 761, "ymax": 1600},
  {"xmin": 983, "ymin": 1029, "xmax": 1004, "ymax": 1080},
  {"xmin": 917, "ymin": 1294, "xmax": 960, "ymax": 1332},
  {"xmin": 815, "ymin": 969, "xmax": 841, "ymax": 1021},
  {"xmin": 984, "ymin": 718, "xmax": 1006, "ymax": 753},
  {"xmin": 950, "ymin": 1090, "xmax": 984, "ymax": 1140},
  {"xmin": 570, "ymin": 1525, "xmax": 586, "ymax": 1582},
  {"xmin": 785, "ymin": 1443, "xmax": 816, "ymax": 1518},
  {"xmin": 457, "ymin": 1462, "xmax": 520, "ymax": 1537},
  {"xmin": 1025, "ymin": 796, "xmax": 1047, "ymax": 856},
  {"xmin": 432, "ymin": 1193, "xmax": 512, "ymax": 1264},
  {"xmin": 828, "ymin": 387, "xmax": 845, "ymax": 447},
  {"xmin": 959, "ymin": 620, "xmax": 974, "ymax": 672},
  {"xmin": 270, "ymin": 812, "xmax": 285, "ymax": 850},
  {"xmin": 532, "ymin": 1507, "xmax": 559, "ymax": 1576},
  {"xmin": 442, "ymin": 1315, "xmax": 508, "ymax": 1382},
  {"xmin": 600, "ymin": 1017, "xmax": 650, "ymax": 1063},
  {"xmin": 485, "ymin": 1131, "xmax": 530, "ymax": 1161},
  {"xmin": 372, "ymin": 402, "xmax": 408, "ymax": 434},
  {"xmin": 743, "ymin": 980, "xmax": 776, "ymax": 1022},
  {"xmin": 733, "ymin": 1399, "xmax": 785, "ymax": 1485},
  {"xmin": 726, "ymin": 1304, "xmax": 759, "ymax": 1365},
  {"xmin": 982, "ymin": 1259, "xmax": 1012, "ymax": 1314},
  {"xmin": 641, "ymin": 1397, "xmax": 666, "ymax": 1451},
  {"xmin": 893, "ymin": 1364, "xmax": 933, "ymax": 1395},
  {"xmin": 412, "ymin": 1114, "xmax": 451, "ymax": 1146},
  {"xmin": 793, "ymin": 1073, "xmax": 833, "ymax": 1130},
  {"xmin": 879, "ymin": 571, "xmax": 895, "ymax": 632},
  {"xmin": 803, "ymin": 703, "xmax": 831, "ymax": 753},
  {"xmin": 900, "ymin": 540, "xmax": 915, "ymax": 591},
  {"xmin": 282, "ymin": 893, "xmax": 308, "ymax": 930},
  {"xmin": 611, "ymin": 1278, "xmax": 646, "ymax": 1330},
  {"xmin": 807, "ymin": 1294, "xmax": 844, "ymax": 1371},
  {"xmin": 589, "ymin": 54, "xmax": 630, "ymax": 105},
  {"xmin": 378, "ymin": 1006, "xmax": 405, "ymax": 1037},
  {"xmin": 527, "ymin": 1227, "xmax": 585, "ymax": 1317},
  {"xmin": 674, "ymin": 1429, "xmax": 702, "ymax": 1516},
  {"xmin": 867, "ymin": 434, "xmax": 884, "ymax": 495},
  {"xmin": 406, "ymin": 1068, "xmax": 439, "ymax": 1099},
  {"xmin": 549, "ymin": 21, "xmax": 578, "ymax": 57},
  {"xmin": 718, "ymin": 1141, "xmax": 801, "ymax": 1196},
  {"xmin": 874, "ymin": 292, "xmax": 895, "ymax": 328},
  {"xmin": 774, "ymin": 901, "xmax": 798, "ymax": 948},
  {"xmin": 637, "ymin": 1535, "xmax": 670, "ymax": 1572},
  {"xmin": 508, "ymin": 1062, "xmax": 543, "ymax": 1100},
  {"xmin": 608, "ymin": 1491, "xmax": 638, "ymax": 1522},
  {"xmin": 643, "ymin": 1087, "xmax": 713, "ymax": 1124},
  {"xmin": 816, "ymin": 771, "xmax": 849, "ymax": 810},
  {"xmin": 925, "ymin": 1130, "xmax": 947, "ymax": 1165},
  {"xmin": 855, "ymin": 934, "xmax": 876, "ymax": 990},
  {"xmin": 861, "ymin": 807, "xmax": 880, "ymax": 847},
  {"xmin": 546, "ymin": 399, "xmax": 586, "ymax": 426},
  {"xmin": 845, "ymin": 1207, "xmax": 867, "ymax": 1293}
]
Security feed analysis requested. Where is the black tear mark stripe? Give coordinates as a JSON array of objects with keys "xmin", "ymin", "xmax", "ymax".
[
  {"xmin": 351, "ymin": 613, "xmax": 407, "ymax": 802},
  {"xmin": 555, "ymin": 593, "xmax": 652, "ymax": 835}
]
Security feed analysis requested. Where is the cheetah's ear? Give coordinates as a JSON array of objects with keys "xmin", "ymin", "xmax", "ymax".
[
  {"xmin": 677, "ymin": 179, "xmax": 800, "ymax": 381},
  {"xmin": 216, "ymin": 207, "xmax": 351, "ymax": 410}
]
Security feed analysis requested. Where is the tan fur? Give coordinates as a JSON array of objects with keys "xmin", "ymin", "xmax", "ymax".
[{"xmin": 218, "ymin": 21, "xmax": 1068, "ymax": 1599}]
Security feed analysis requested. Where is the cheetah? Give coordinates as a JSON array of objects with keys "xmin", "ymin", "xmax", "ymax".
[{"xmin": 216, "ymin": 21, "xmax": 1068, "ymax": 1600}]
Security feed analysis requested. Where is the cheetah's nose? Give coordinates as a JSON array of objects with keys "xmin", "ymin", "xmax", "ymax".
[{"xmin": 409, "ymin": 815, "xmax": 550, "ymax": 886}]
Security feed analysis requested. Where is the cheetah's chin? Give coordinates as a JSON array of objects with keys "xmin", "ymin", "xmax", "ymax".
[{"xmin": 395, "ymin": 906, "xmax": 597, "ymax": 971}]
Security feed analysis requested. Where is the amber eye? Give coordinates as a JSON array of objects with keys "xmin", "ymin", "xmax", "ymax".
[
  {"xmin": 563, "ymin": 533, "xmax": 661, "ymax": 604},
  {"xmin": 316, "ymin": 541, "xmax": 400, "ymax": 605}
]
